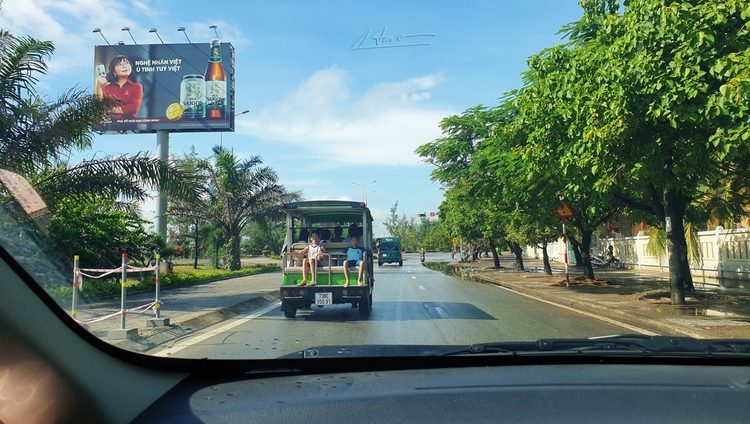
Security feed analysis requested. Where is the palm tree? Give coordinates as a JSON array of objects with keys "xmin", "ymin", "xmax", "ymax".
[
  {"xmin": 0, "ymin": 31, "xmax": 199, "ymax": 212},
  {"xmin": 169, "ymin": 146, "xmax": 299, "ymax": 270}
]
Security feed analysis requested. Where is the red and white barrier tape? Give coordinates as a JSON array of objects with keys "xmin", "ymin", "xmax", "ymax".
[
  {"xmin": 73, "ymin": 301, "xmax": 163, "ymax": 324},
  {"xmin": 75, "ymin": 263, "xmax": 158, "ymax": 291}
]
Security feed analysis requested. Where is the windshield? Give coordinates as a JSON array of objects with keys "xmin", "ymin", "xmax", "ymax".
[{"xmin": 1, "ymin": 0, "xmax": 749, "ymax": 363}]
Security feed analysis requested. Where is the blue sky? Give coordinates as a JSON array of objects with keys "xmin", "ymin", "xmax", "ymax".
[{"xmin": 1, "ymin": 0, "xmax": 585, "ymax": 237}]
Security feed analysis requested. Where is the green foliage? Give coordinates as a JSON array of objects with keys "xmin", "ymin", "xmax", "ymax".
[
  {"xmin": 46, "ymin": 263, "xmax": 280, "ymax": 302},
  {"xmin": 645, "ymin": 222, "xmax": 702, "ymax": 267},
  {"xmin": 169, "ymin": 146, "xmax": 297, "ymax": 271},
  {"xmin": 381, "ymin": 201, "xmax": 450, "ymax": 252},
  {"xmin": 49, "ymin": 199, "xmax": 153, "ymax": 269},
  {"xmin": 644, "ymin": 225, "xmax": 667, "ymax": 260},
  {"xmin": 418, "ymin": 219, "xmax": 452, "ymax": 252},
  {"xmin": 242, "ymin": 220, "xmax": 285, "ymax": 256},
  {"xmin": 382, "ymin": 201, "xmax": 420, "ymax": 251}
]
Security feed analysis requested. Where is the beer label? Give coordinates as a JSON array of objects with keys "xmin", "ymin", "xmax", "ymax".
[
  {"xmin": 205, "ymin": 80, "xmax": 226, "ymax": 111},
  {"xmin": 180, "ymin": 76, "xmax": 205, "ymax": 119}
]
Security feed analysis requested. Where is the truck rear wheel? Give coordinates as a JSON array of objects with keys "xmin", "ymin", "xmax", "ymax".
[
  {"xmin": 358, "ymin": 298, "xmax": 370, "ymax": 318},
  {"xmin": 284, "ymin": 308, "xmax": 297, "ymax": 318}
]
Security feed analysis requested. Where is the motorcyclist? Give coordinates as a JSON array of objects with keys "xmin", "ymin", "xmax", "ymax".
[
  {"xmin": 605, "ymin": 245, "xmax": 615, "ymax": 265},
  {"xmin": 420, "ymin": 248, "xmax": 425, "ymax": 263}
]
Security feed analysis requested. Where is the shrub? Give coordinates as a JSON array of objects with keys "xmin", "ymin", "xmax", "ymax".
[{"xmin": 47, "ymin": 263, "xmax": 279, "ymax": 302}]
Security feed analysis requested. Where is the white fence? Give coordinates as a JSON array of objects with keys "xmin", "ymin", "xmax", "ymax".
[{"xmin": 523, "ymin": 227, "xmax": 750, "ymax": 286}]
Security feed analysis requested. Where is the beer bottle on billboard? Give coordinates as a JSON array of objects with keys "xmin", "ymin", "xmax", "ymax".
[{"xmin": 204, "ymin": 39, "xmax": 226, "ymax": 119}]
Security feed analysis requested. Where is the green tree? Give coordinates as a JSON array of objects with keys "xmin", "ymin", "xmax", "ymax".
[
  {"xmin": 417, "ymin": 106, "xmax": 512, "ymax": 267},
  {"xmin": 541, "ymin": 0, "xmax": 750, "ymax": 304},
  {"xmin": 169, "ymin": 146, "xmax": 293, "ymax": 270},
  {"xmin": 49, "ymin": 199, "xmax": 152, "ymax": 269},
  {"xmin": 242, "ymin": 220, "xmax": 285, "ymax": 256},
  {"xmin": 382, "ymin": 201, "xmax": 420, "ymax": 251}
]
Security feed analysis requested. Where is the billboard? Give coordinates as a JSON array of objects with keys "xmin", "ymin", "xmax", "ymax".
[{"xmin": 93, "ymin": 41, "xmax": 235, "ymax": 134}]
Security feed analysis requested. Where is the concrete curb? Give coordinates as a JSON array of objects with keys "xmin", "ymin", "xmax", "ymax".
[
  {"xmin": 110, "ymin": 291, "xmax": 280, "ymax": 352},
  {"xmin": 178, "ymin": 292, "xmax": 279, "ymax": 332}
]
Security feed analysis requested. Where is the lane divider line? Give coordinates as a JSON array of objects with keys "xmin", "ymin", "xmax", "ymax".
[
  {"xmin": 155, "ymin": 301, "xmax": 282, "ymax": 357},
  {"xmin": 493, "ymin": 285, "xmax": 659, "ymax": 336}
]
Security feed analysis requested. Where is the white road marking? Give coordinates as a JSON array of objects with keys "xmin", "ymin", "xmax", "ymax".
[
  {"xmin": 155, "ymin": 301, "xmax": 282, "ymax": 357},
  {"xmin": 419, "ymin": 286, "xmax": 425, "ymax": 290},
  {"xmin": 493, "ymin": 285, "xmax": 660, "ymax": 336},
  {"xmin": 412, "ymin": 276, "xmax": 417, "ymax": 279},
  {"xmin": 434, "ymin": 306, "xmax": 449, "ymax": 318}
]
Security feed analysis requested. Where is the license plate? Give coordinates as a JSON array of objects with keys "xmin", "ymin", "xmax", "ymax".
[{"xmin": 315, "ymin": 292, "xmax": 332, "ymax": 306}]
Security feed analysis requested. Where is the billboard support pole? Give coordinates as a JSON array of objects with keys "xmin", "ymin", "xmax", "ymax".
[{"xmin": 155, "ymin": 130, "xmax": 169, "ymax": 240}]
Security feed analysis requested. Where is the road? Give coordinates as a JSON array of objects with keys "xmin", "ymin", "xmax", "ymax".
[{"xmin": 156, "ymin": 253, "xmax": 632, "ymax": 359}]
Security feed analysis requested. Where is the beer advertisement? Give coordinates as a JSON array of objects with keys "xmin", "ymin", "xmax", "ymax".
[{"xmin": 93, "ymin": 41, "xmax": 235, "ymax": 134}]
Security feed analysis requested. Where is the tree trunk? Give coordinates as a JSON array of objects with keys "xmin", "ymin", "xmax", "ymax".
[
  {"xmin": 230, "ymin": 235, "xmax": 242, "ymax": 271},
  {"xmin": 489, "ymin": 238, "xmax": 501, "ymax": 268},
  {"xmin": 579, "ymin": 231, "xmax": 595, "ymax": 280},
  {"xmin": 664, "ymin": 191, "xmax": 694, "ymax": 305},
  {"xmin": 569, "ymin": 237, "xmax": 584, "ymax": 267},
  {"xmin": 508, "ymin": 241, "xmax": 525, "ymax": 271},
  {"xmin": 541, "ymin": 240, "xmax": 552, "ymax": 275}
]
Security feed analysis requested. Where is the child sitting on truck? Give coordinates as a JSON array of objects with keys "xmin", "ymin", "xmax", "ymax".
[
  {"xmin": 343, "ymin": 236, "xmax": 367, "ymax": 287},
  {"xmin": 286, "ymin": 231, "xmax": 326, "ymax": 286}
]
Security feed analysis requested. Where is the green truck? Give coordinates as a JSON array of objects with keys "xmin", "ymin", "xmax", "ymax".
[
  {"xmin": 279, "ymin": 201, "xmax": 374, "ymax": 318},
  {"xmin": 377, "ymin": 236, "xmax": 402, "ymax": 266}
]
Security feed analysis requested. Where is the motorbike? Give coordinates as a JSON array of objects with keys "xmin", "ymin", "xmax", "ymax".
[{"xmin": 420, "ymin": 251, "xmax": 425, "ymax": 264}]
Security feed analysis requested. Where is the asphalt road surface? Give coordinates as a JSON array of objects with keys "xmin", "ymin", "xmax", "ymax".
[{"xmin": 156, "ymin": 253, "xmax": 631, "ymax": 359}]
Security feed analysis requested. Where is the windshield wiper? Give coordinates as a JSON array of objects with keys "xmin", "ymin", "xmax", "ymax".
[
  {"xmin": 459, "ymin": 335, "xmax": 750, "ymax": 357},
  {"xmin": 279, "ymin": 336, "xmax": 750, "ymax": 359}
]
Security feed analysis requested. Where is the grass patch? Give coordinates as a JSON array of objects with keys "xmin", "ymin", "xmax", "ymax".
[{"xmin": 47, "ymin": 263, "xmax": 280, "ymax": 302}]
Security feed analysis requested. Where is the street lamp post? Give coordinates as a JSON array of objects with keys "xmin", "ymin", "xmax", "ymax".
[
  {"xmin": 220, "ymin": 109, "xmax": 250, "ymax": 148},
  {"xmin": 193, "ymin": 220, "xmax": 199, "ymax": 270},
  {"xmin": 351, "ymin": 180, "xmax": 376, "ymax": 203},
  {"xmin": 365, "ymin": 190, "xmax": 376, "ymax": 204}
]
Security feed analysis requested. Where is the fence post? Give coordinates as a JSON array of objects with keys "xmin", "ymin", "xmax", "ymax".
[
  {"xmin": 637, "ymin": 236, "xmax": 643, "ymax": 270},
  {"xmin": 155, "ymin": 255, "xmax": 161, "ymax": 319},
  {"xmin": 120, "ymin": 253, "xmax": 127, "ymax": 330},
  {"xmin": 72, "ymin": 255, "xmax": 79, "ymax": 320},
  {"xmin": 715, "ymin": 227, "xmax": 723, "ymax": 288}
]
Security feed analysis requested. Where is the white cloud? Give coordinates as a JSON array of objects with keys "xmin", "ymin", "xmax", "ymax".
[{"xmin": 242, "ymin": 68, "xmax": 450, "ymax": 167}]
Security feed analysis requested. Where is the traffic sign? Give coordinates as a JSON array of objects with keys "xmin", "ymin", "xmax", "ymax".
[{"xmin": 555, "ymin": 201, "xmax": 573, "ymax": 218}]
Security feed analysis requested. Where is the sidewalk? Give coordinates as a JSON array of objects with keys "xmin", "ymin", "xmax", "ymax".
[
  {"xmin": 72, "ymin": 267, "xmax": 283, "ymax": 352},
  {"xmin": 456, "ymin": 256, "xmax": 750, "ymax": 339}
]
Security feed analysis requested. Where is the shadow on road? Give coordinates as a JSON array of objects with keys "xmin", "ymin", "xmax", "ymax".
[{"xmin": 297, "ymin": 301, "xmax": 496, "ymax": 322}]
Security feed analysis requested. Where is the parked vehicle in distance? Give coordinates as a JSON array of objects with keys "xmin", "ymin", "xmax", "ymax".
[
  {"xmin": 279, "ymin": 201, "xmax": 374, "ymax": 318},
  {"xmin": 377, "ymin": 237, "xmax": 402, "ymax": 266}
]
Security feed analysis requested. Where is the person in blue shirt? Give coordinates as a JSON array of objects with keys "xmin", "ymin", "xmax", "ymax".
[{"xmin": 343, "ymin": 236, "xmax": 367, "ymax": 287}]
